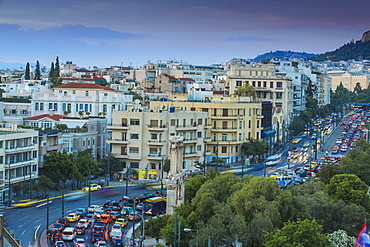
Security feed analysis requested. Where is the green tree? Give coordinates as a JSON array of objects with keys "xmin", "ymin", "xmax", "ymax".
[
  {"xmin": 354, "ymin": 82, "xmax": 362, "ymax": 95},
  {"xmin": 54, "ymin": 123, "xmax": 68, "ymax": 130},
  {"xmin": 233, "ymin": 83, "xmax": 256, "ymax": 99},
  {"xmin": 326, "ymin": 174, "xmax": 370, "ymax": 211},
  {"xmin": 184, "ymin": 175, "xmax": 207, "ymax": 202},
  {"xmin": 44, "ymin": 150, "xmax": 74, "ymax": 184},
  {"xmin": 100, "ymin": 153, "xmax": 123, "ymax": 175},
  {"xmin": 327, "ymin": 229, "xmax": 356, "ymax": 247},
  {"xmin": 242, "ymin": 138, "xmax": 270, "ymax": 162},
  {"xmin": 54, "ymin": 56, "xmax": 60, "ymax": 78},
  {"xmin": 34, "ymin": 60, "xmax": 41, "ymax": 80},
  {"xmin": 145, "ymin": 215, "xmax": 171, "ymax": 241},
  {"xmin": 49, "ymin": 62, "xmax": 55, "ymax": 78},
  {"xmin": 25, "ymin": 62, "xmax": 30, "ymax": 80},
  {"xmin": 33, "ymin": 175, "xmax": 55, "ymax": 196},
  {"xmin": 317, "ymin": 164, "xmax": 343, "ymax": 184},
  {"xmin": 264, "ymin": 219, "xmax": 329, "ymax": 247}
]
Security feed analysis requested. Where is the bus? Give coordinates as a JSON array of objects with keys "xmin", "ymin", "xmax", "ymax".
[{"xmin": 143, "ymin": 197, "xmax": 166, "ymax": 215}]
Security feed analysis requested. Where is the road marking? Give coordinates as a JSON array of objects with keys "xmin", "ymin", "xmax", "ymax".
[
  {"xmin": 21, "ymin": 229, "xmax": 26, "ymax": 235},
  {"xmin": 19, "ymin": 216, "xmax": 29, "ymax": 221},
  {"xmin": 34, "ymin": 225, "xmax": 40, "ymax": 240},
  {"xmin": 35, "ymin": 218, "xmax": 42, "ymax": 223}
]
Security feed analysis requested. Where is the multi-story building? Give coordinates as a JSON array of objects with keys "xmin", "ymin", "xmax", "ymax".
[
  {"xmin": 329, "ymin": 71, "xmax": 370, "ymax": 92},
  {"xmin": 0, "ymin": 125, "xmax": 39, "ymax": 205},
  {"xmin": 226, "ymin": 63, "xmax": 293, "ymax": 126},
  {"xmin": 32, "ymin": 82, "xmax": 133, "ymax": 124},
  {"xmin": 37, "ymin": 130, "xmax": 65, "ymax": 174},
  {"xmin": 150, "ymin": 96, "xmax": 263, "ymax": 165},
  {"xmin": 108, "ymin": 108, "xmax": 208, "ymax": 173}
]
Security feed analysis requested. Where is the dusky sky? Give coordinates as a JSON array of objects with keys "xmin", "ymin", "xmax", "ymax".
[{"xmin": 0, "ymin": 0, "xmax": 369, "ymax": 68}]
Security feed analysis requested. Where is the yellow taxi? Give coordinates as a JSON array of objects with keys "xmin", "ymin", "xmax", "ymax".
[
  {"xmin": 292, "ymin": 138, "xmax": 301, "ymax": 144},
  {"xmin": 269, "ymin": 173, "xmax": 281, "ymax": 178},
  {"xmin": 115, "ymin": 218, "xmax": 128, "ymax": 227},
  {"xmin": 291, "ymin": 153, "xmax": 299, "ymax": 159},
  {"xmin": 66, "ymin": 213, "xmax": 80, "ymax": 222},
  {"xmin": 82, "ymin": 184, "xmax": 102, "ymax": 192},
  {"xmin": 303, "ymin": 141, "xmax": 310, "ymax": 147}
]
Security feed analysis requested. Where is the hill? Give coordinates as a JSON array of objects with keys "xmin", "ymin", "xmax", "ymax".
[
  {"xmin": 312, "ymin": 40, "xmax": 370, "ymax": 61},
  {"xmin": 253, "ymin": 50, "xmax": 317, "ymax": 62},
  {"xmin": 0, "ymin": 61, "xmax": 26, "ymax": 69}
]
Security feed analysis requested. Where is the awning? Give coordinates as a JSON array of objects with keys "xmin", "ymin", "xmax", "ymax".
[{"xmin": 60, "ymin": 120, "xmax": 87, "ymax": 128}]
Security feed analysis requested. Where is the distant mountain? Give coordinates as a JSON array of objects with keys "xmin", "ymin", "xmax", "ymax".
[
  {"xmin": 0, "ymin": 61, "xmax": 26, "ymax": 69},
  {"xmin": 253, "ymin": 50, "xmax": 317, "ymax": 62},
  {"xmin": 312, "ymin": 39, "xmax": 370, "ymax": 61}
]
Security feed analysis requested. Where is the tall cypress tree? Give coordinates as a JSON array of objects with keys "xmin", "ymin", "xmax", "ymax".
[
  {"xmin": 34, "ymin": 60, "xmax": 41, "ymax": 80},
  {"xmin": 49, "ymin": 62, "xmax": 55, "ymax": 78},
  {"xmin": 25, "ymin": 62, "xmax": 30, "ymax": 80},
  {"xmin": 54, "ymin": 56, "xmax": 60, "ymax": 78}
]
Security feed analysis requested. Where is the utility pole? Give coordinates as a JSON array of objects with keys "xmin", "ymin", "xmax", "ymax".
[
  {"xmin": 161, "ymin": 155, "xmax": 164, "ymax": 190},
  {"xmin": 88, "ymin": 168, "xmax": 91, "ymax": 207},
  {"xmin": 107, "ymin": 151, "xmax": 110, "ymax": 186},
  {"xmin": 61, "ymin": 183, "xmax": 65, "ymax": 217}
]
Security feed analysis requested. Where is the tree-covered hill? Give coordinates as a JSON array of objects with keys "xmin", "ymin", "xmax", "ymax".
[
  {"xmin": 253, "ymin": 50, "xmax": 317, "ymax": 62},
  {"xmin": 312, "ymin": 40, "xmax": 370, "ymax": 61}
]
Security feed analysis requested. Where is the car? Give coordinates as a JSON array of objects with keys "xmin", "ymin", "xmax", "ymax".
[
  {"xmin": 291, "ymin": 153, "xmax": 299, "ymax": 159},
  {"xmin": 128, "ymin": 212, "xmax": 142, "ymax": 221},
  {"xmin": 109, "ymin": 211, "xmax": 121, "ymax": 220},
  {"xmin": 331, "ymin": 148, "xmax": 338, "ymax": 154},
  {"xmin": 92, "ymin": 221, "xmax": 105, "ymax": 228},
  {"xmin": 73, "ymin": 238, "xmax": 87, "ymax": 247},
  {"xmin": 88, "ymin": 205, "xmax": 102, "ymax": 213},
  {"xmin": 66, "ymin": 213, "xmax": 80, "ymax": 222},
  {"xmin": 115, "ymin": 218, "xmax": 128, "ymax": 228},
  {"xmin": 136, "ymin": 202, "xmax": 144, "ymax": 211},
  {"xmin": 303, "ymin": 141, "xmax": 310, "ymax": 147},
  {"xmin": 111, "ymin": 224, "xmax": 122, "ymax": 231},
  {"xmin": 121, "ymin": 206, "xmax": 134, "ymax": 216},
  {"xmin": 62, "ymin": 227, "xmax": 76, "ymax": 241},
  {"xmin": 292, "ymin": 138, "xmax": 301, "ymax": 144},
  {"xmin": 53, "ymin": 223, "xmax": 64, "ymax": 232},
  {"xmin": 55, "ymin": 241, "xmax": 67, "ymax": 247},
  {"xmin": 91, "ymin": 233, "xmax": 104, "ymax": 243},
  {"xmin": 269, "ymin": 173, "xmax": 281, "ymax": 178},
  {"xmin": 57, "ymin": 218, "xmax": 70, "ymax": 227},
  {"xmin": 341, "ymin": 146, "xmax": 347, "ymax": 152},
  {"xmin": 112, "ymin": 238, "xmax": 125, "ymax": 247},
  {"xmin": 76, "ymin": 208, "xmax": 88, "ymax": 217},
  {"xmin": 94, "ymin": 241, "xmax": 108, "ymax": 247},
  {"xmin": 311, "ymin": 134, "xmax": 317, "ymax": 140},
  {"xmin": 92, "ymin": 225, "xmax": 105, "ymax": 234},
  {"xmin": 77, "ymin": 218, "xmax": 90, "ymax": 229},
  {"xmin": 75, "ymin": 225, "xmax": 85, "ymax": 235},
  {"xmin": 82, "ymin": 184, "xmax": 102, "ymax": 192},
  {"xmin": 110, "ymin": 228, "xmax": 122, "ymax": 239},
  {"xmin": 50, "ymin": 232, "xmax": 63, "ymax": 242}
]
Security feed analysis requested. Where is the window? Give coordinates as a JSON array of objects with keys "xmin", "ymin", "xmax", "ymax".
[
  {"xmin": 83, "ymin": 140, "xmax": 86, "ymax": 147},
  {"xmin": 263, "ymin": 81, "xmax": 267, "ymax": 87},
  {"xmin": 197, "ymin": 145, "xmax": 202, "ymax": 151},
  {"xmin": 85, "ymin": 104, "xmax": 89, "ymax": 112},
  {"xmin": 213, "ymin": 133, "xmax": 217, "ymax": 141},
  {"xmin": 239, "ymin": 133, "xmax": 242, "ymax": 141},
  {"xmin": 129, "ymin": 147, "xmax": 139, "ymax": 154},
  {"xmin": 85, "ymin": 91, "xmax": 89, "ymax": 96},
  {"xmin": 258, "ymin": 81, "xmax": 261, "ymax": 87},
  {"xmin": 277, "ymin": 82, "xmax": 282, "ymax": 88},
  {"xmin": 276, "ymin": 92, "xmax": 283, "ymax": 99},
  {"xmin": 221, "ymin": 146, "xmax": 227, "ymax": 153},
  {"xmin": 149, "ymin": 148, "xmax": 157, "ymax": 155},
  {"xmin": 102, "ymin": 104, "xmax": 107, "ymax": 112},
  {"xmin": 79, "ymin": 104, "xmax": 83, "ymax": 110},
  {"xmin": 64, "ymin": 91, "xmax": 67, "ymax": 96},
  {"xmin": 198, "ymin": 118, "xmax": 202, "ymax": 125},
  {"xmin": 236, "ymin": 80, "xmax": 242, "ymax": 86},
  {"xmin": 249, "ymin": 120, "xmax": 251, "ymax": 128},
  {"xmin": 130, "ymin": 119, "xmax": 140, "ymax": 125},
  {"xmin": 170, "ymin": 119, "xmax": 176, "ymax": 126},
  {"xmin": 151, "ymin": 134, "xmax": 157, "ymax": 140},
  {"xmin": 130, "ymin": 133, "xmax": 139, "ymax": 139},
  {"xmin": 67, "ymin": 103, "xmax": 71, "ymax": 110},
  {"xmin": 130, "ymin": 162, "xmax": 139, "ymax": 168},
  {"xmin": 257, "ymin": 120, "xmax": 260, "ymax": 128},
  {"xmin": 73, "ymin": 90, "xmax": 76, "ymax": 94},
  {"xmin": 35, "ymin": 103, "xmax": 39, "ymax": 111},
  {"xmin": 40, "ymin": 103, "xmax": 44, "ymax": 111},
  {"xmin": 270, "ymin": 92, "xmax": 273, "ymax": 99},
  {"xmin": 197, "ymin": 131, "xmax": 202, "ymax": 138},
  {"xmin": 222, "ymin": 134, "xmax": 227, "ymax": 141},
  {"xmin": 249, "ymin": 108, "xmax": 252, "ymax": 116},
  {"xmin": 54, "ymin": 103, "xmax": 58, "ymax": 111},
  {"xmin": 49, "ymin": 103, "xmax": 53, "ymax": 110},
  {"xmin": 270, "ymin": 82, "xmax": 274, "ymax": 88},
  {"xmin": 239, "ymin": 121, "xmax": 242, "ymax": 129}
]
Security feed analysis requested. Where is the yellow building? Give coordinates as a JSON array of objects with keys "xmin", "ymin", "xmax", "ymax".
[
  {"xmin": 107, "ymin": 107, "xmax": 208, "ymax": 174},
  {"xmin": 329, "ymin": 71, "xmax": 370, "ymax": 92},
  {"xmin": 150, "ymin": 97, "xmax": 263, "ymax": 165}
]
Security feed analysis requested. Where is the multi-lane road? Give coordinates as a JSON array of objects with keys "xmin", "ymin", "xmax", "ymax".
[{"xmin": 6, "ymin": 115, "xmax": 351, "ymax": 247}]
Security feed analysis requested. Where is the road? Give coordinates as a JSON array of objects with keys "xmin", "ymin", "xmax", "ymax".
[{"xmin": 6, "ymin": 115, "xmax": 351, "ymax": 246}]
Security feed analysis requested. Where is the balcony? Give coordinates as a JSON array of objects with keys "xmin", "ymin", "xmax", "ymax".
[
  {"xmin": 204, "ymin": 124, "xmax": 212, "ymax": 129},
  {"xmin": 147, "ymin": 154, "xmax": 163, "ymax": 161},
  {"xmin": 147, "ymin": 125, "xmax": 166, "ymax": 131},
  {"xmin": 46, "ymin": 144, "xmax": 64, "ymax": 152},
  {"xmin": 275, "ymin": 87, "xmax": 284, "ymax": 91},
  {"xmin": 148, "ymin": 140, "xmax": 167, "ymax": 146},
  {"xmin": 184, "ymin": 152, "xmax": 199, "ymax": 157},
  {"xmin": 184, "ymin": 138, "xmax": 198, "ymax": 144},
  {"xmin": 254, "ymin": 87, "xmax": 272, "ymax": 91},
  {"xmin": 210, "ymin": 115, "xmax": 239, "ymax": 120},
  {"xmin": 5, "ymin": 145, "xmax": 37, "ymax": 154},
  {"xmin": 212, "ymin": 127, "xmax": 238, "ymax": 132},
  {"xmin": 107, "ymin": 139, "xmax": 129, "ymax": 144},
  {"xmin": 108, "ymin": 124, "xmax": 129, "ymax": 130},
  {"xmin": 175, "ymin": 125, "xmax": 198, "ymax": 131}
]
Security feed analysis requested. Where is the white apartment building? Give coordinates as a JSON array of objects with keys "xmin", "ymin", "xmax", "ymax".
[
  {"xmin": 31, "ymin": 82, "xmax": 133, "ymax": 124},
  {"xmin": 0, "ymin": 126, "xmax": 39, "ymax": 205},
  {"xmin": 108, "ymin": 108, "xmax": 208, "ymax": 173}
]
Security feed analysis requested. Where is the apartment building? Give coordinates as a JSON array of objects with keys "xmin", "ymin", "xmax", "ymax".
[
  {"xmin": 32, "ymin": 82, "xmax": 133, "ymax": 124},
  {"xmin": 37, "ymin": 130, "xmax": 65, "ymax": 174},
  {"xmin": 150, "ymin": 97, "xmax": 263, "ymax": 165},
  {"xmin": 227, "ymin": 63, "xmax": 293, "ymax": 125},
  {"xmin": 107, "ymin": 108, "xmax": 208, "ymax": 173},
  {"xmin": 0, "ymin": 126, "xmax": 39, "ymax": 204}
]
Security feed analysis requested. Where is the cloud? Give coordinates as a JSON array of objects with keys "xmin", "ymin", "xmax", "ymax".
[{"xmin": 229, "ymin": 36, "xmax": 276, "ymax": 42}]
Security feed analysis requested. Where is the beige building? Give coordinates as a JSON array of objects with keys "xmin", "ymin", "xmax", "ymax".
[
  {"xmin": 150, "ymin": 97, "xmax": 263, "ymax": 166},
  {"xmin": 329, "ymin": 71, "xmax": 370, "ymax": 91},
  {"xmin": 226, "ymin": 63, "xmax": 293, "ymax": 125},
  {"xmin": 107, "ymin": 108, "xmax": 208, "ymax": 174}
]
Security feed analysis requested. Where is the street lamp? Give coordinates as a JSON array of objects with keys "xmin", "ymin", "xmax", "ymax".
[
  {"xmin": 184, "ymin": 228, "xmax": 199, "ymax": 247},
  {"xmin": 160, "ymin": 155, "xmax": 166, "ymax": 190}
]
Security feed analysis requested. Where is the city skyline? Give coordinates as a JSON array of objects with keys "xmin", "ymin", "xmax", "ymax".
[{"xmin": 0, "ymin": 0, "xmax": 369, "ymax": 68}]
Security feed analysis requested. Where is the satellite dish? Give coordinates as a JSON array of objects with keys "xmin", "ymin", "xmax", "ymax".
[{"xmin": 134, "ymin": 99, "xmax": 140, "ymax": 104}]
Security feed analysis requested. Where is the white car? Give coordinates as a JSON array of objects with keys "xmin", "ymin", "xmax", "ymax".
[
  {"xmin": 94, "ymin": 241, "xmax": 108, "ymax": 247},
  {"xmin": 77, "ymin": 218, "xmax": 90, "ymax": 229},
  {"xmin": 73, "ymin": 238, "xmax": 87, "ymax": 247},
  {"xmin": 88, "ymin": 205, "xmax": 101, "ymax": 213}
]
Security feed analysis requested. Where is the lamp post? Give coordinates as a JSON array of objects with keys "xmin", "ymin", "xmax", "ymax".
[
  {"xmin": 61, "ymin": 183, "xmax": 65, "ymax": 217},
  {"xmin": 8, "ymin": 162, "xmax": 11, "ymax": 207},
  {"xmin": 161, "ymin": 155, "xmax": 165, "ymax": 190},
  {"xmin": 29, "ymin": 164, "xmax": 32, "ymax": 200},
  {"xmin": 125, "ymin": 166, "xmax": 130, "ymax": 197},
  {"xmin": 184, "ymin": 228, "xmax": 199, "ymax": 247},
  {"xmin": 107, "ymin": 151, "xmax": 110, "ymax": 187},
  {"xmin": 88, "ymin": 168, "xmax": 91, "ymax": 207}
]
